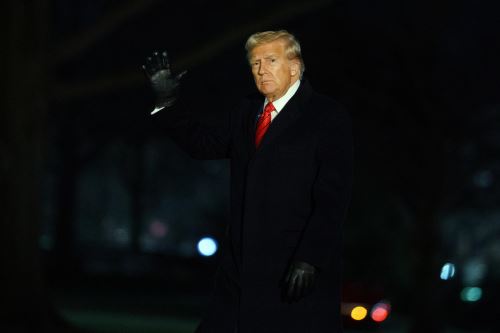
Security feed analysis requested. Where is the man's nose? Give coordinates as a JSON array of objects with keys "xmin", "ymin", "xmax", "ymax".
[{"xmin": 258, "ymin": 63, "xmax": 267, "ymax": 75}]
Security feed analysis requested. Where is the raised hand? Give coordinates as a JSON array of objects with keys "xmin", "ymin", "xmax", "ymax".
[{"xmin": 142, "ymin": 51, "xmax": 187, "ymax": 111}]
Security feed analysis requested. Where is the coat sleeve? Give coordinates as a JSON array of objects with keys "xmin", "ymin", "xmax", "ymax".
[
  {"xmin": 149, "ymin": 98, "xmax": 232, "ymax": 160},
  {"xmin": 294, "ymin": 107, "xmax": 353, "ymax": 271}
]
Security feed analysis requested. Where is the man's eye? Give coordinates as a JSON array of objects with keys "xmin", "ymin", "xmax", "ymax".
[{"xmin": 271, "ymin": 58, "xmax": 276, "ymax": 62}]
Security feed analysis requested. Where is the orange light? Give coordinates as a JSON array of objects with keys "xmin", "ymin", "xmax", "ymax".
[
  {"xmin": 351, "ymin": 306, "xmax": 368, "ymax": 321},
  {"xmin": 371, "ymin": 303, "xmax": 390, "ymax": 322}
]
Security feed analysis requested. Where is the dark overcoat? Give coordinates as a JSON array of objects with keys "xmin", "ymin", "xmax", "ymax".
[{"xmin": 153, "ymin": 79, "xmax": 353, "ymax": 333}]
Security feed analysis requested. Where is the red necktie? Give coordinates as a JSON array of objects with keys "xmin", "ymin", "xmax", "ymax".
[{"xmin": 255, "ymin": 102, "xmax": 275, "ymax": 148}]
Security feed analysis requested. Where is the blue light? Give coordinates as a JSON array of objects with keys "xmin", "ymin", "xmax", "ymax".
[
  {"xmin": 440, "ymin": 262, "xmax": 456, "ymax": 280},
  {"xmin": 461, "ymin": 287, "xmax": 482, "ymax": 302},
  {"xmin": 197, "ymin": 237, "xmax": 218, "ymax": 256}
]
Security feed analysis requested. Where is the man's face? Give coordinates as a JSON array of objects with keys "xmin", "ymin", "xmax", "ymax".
[{"xmin": 250, "ymin": 39, "xmax": 300, "ymax": 102}]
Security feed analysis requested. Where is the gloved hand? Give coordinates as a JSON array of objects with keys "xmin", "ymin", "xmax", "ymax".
[
  {"xmin": 142, "ymin": 51, "xmax": 187, "ymax": 111},
  {"xmin": 283, "ymin": 261, "xmax": 317, "ymax": 303}
]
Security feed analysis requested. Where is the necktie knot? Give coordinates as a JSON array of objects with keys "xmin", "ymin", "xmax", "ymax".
[{"xmin": 264, "ymin": 102, "xmax": 275, "ymax": 115}]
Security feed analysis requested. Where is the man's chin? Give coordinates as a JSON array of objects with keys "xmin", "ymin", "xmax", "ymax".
[{"xmin": 258, "ymin": 86, "xmax": 276, "ymax": 97}]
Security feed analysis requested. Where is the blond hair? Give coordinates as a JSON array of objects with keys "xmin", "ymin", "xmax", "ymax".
[{"xmin": 245, "ymin": 30, "xmax": 305, "ymax": 77}]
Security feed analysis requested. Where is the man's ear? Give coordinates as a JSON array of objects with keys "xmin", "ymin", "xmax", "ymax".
[{"xmin": 290, "ymin": 59, "xmax": 300, "ymax": 77}]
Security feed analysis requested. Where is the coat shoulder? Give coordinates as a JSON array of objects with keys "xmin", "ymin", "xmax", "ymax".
[{"xmin": 310, "ymin": 92, "xmax": 351, "ymax": 128}]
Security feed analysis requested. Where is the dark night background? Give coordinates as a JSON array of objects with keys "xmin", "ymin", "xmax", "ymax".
[{"xmin": 2, "ymin": 0, "xmax": 500, "ymax": 332}]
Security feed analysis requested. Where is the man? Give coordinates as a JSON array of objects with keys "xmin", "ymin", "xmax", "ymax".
[{"xmin": 143, "ymin": 30, "xmax": 353, "ymax": 333}]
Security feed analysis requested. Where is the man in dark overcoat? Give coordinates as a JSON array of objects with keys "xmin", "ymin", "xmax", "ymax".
[{"xmin": 143, "ymin": 30, "xmax": 353, "ymax": 333}]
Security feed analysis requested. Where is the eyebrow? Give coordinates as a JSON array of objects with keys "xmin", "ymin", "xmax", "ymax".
[{"xmin": 251, "ymin": 54, "xmax": 278, "ymax": 62}]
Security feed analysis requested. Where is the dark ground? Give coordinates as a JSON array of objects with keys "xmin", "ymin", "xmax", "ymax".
[{"xmin": 51, "ymin": 276, "xmax": 490, "ymax": 333}]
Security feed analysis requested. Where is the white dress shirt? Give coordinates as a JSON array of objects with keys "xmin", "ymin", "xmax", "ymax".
[{"xmin": 263, "ymin": 79, "xmax": 301, "ymax": 121}]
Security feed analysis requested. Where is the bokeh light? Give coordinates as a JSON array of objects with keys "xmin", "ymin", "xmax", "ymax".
[
  {"xmin": 149, "ymin": 220, "xmax": 168, "ymax": 238},
  {"xmin": 371, "ymin": 302, "xmax": 390, "ymax": 322},
  {"xmin": 197, "ymin": 237, "xmax": 218, "ymax": 256},
  {"xmin": 351, "ymin": 306, "xmax": 368, "ymax": 321},
  {"xmin": 461, "ymin": 287, "xmax": 482, "ymax": 302},
  {"xmin": 440, "ymin": 262, "xmax": 456, "ymax": 280}
]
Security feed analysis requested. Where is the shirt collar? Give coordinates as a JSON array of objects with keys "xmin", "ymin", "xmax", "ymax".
[{"xmin": 264, "ymin": 79, "xmax": 301, "ymax": 113}]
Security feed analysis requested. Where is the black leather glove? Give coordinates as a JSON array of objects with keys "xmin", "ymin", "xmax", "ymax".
[
  {"xmin": 283, "ymin": 261, "xmax": 317, "ymax": 303},
  {"xmin": 142, "ymin": 51, "xmax": 187, "ymax": 110}
]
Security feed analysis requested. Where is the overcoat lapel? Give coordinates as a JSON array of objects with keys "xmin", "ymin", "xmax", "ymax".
[
  {"xmin": 246, "ymin": 100, "xmax": 260, "ymax": 155},
  {"xmin": 256, "ymin": 80, "xmax": 313, "ymax": 151}
]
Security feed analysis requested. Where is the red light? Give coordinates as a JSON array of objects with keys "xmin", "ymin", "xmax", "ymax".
[
  {"xmin": 149, "ymin": 220, "xmax": 168, "ymax": 238},
  {"xmin": 371, "ymin": 302, "xmax": 390, "ymax": 322}
]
